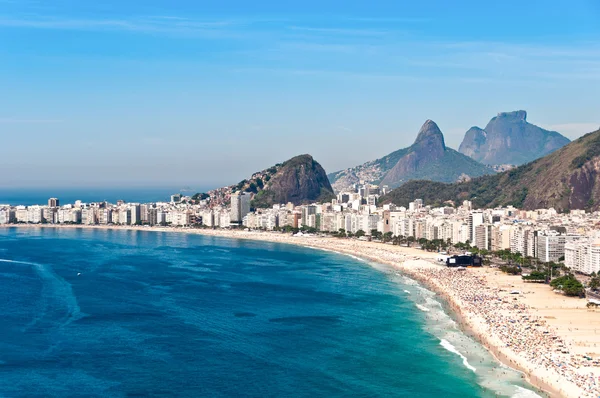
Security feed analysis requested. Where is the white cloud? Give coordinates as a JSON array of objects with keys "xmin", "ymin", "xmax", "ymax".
[
  {"xmin": 0, "ymin": 15, "xmax": 239, "ymax": 37},
  {"xmin": 0, "ymin": 118, "xmax": 62, "ymax": 124}
]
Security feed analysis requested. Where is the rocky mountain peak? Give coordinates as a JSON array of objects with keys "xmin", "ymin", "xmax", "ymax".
[
  {"xmin": 496, "ymin": 110, "xmax": 527, "ymax": 121},
  {"xmin": 414, "ymin": 119, "xmax": 446, "ymax": 150},
  {"xmin": 253, "ymin": 154, "xmax": 335, "ymax": 207},
  {"xmin": 459, "ymin": 110, "xmax": 569, "ymax": 165}
]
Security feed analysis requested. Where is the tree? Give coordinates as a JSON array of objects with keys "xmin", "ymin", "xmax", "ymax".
[
  {"xmin": 479, "ymin": 249, "xmax": 491, "ymax": 265},
  {"xmin": 501, "ymin": 265, "xmax": 522, "ymax": 275},
  {"xmin": 522, "ymin": 271, "xmax": 547, "ymax": 282},
  {"xmin": 589, "ymin": 277, "xmax": 600, "ymax": 291},
  {"xmin": 355, "ymin": 230, "xmax": 366, "ymax": 238},
  {"xmin": 383, "ymin": 231, "xmax": 393, "ymax": 243},
  {"xmin": 551, "ymin": 275, "xmax": 584, "ymax": 297},
  {"xmin": 246, "ymin": 182, "xmax": 258, "ymax": 193}
]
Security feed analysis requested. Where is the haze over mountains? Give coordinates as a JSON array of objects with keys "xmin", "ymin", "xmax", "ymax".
[
  {"xmin": 328, "ymin": 120, "xmax": 493, "ymax": 192},
  {"xmin": 210, "ymin": 110, "xmax": 576, "ymax": 208},
  {"xmin": 381, "ymin": 127, "xmax": 600, "ymax": 212},
  {"xmin": 458, "ymin": 111, "xmax": 571, "ymax": 166},
  {"xmin": 328, "ymin": 111, "xmax": 571, "ymax": 193}
]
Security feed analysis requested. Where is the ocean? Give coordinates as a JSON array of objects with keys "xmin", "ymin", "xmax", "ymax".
[
  {"xmin": 0, "ymin": 227, "xmax": 541, "ymax": 397},
  {"xmin": 0, "ymin": 187, "xmax": 214, "ymax": 206}
]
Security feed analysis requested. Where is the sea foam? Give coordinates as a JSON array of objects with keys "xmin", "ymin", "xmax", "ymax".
[
  {"xmin": 511, "ymin": 385, "xmax": 542, "ymax": 398},
  {"xmin": 440, "ymin": 339, "xmax": 477, "ymax": 372}
]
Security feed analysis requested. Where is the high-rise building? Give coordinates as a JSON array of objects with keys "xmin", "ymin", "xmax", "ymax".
[
  {"xmin": 468, "ymin": 211, "xmax": 484, "ymax": 244},
  {"xmin": 230, "ymin": 192, "xmax": 250, "ymax": 224},
  {"xmin": 537, "ymin": 231, "xmax": 582, "ymax": 263},
  {"xmin": 48, "ymin": 198, "xmax": 59, "ymax": 207},
  {"xmin": 130, "ymin": 204, "xmax": 141, "ymax": 225}
]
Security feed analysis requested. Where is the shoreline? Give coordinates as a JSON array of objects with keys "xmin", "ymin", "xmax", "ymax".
[{"xmin": 2, "ymin": 224, "xmax": 594, "ymax": 397}]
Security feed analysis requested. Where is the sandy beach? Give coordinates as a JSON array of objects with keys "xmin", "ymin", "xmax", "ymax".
[{"xmin": 5, "ymin": 224, "xmax": 600, "ymax": 397}]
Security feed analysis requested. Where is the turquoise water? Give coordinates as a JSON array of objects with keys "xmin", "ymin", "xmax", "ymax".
[{"xmin": 0, "ymin": 228, "xmax": 540, "ymax": 397}]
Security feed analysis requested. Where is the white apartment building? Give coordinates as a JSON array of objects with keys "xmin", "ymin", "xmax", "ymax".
[
  {"xmin": 170, "ymin": 211, "xmax": 190, "ymax": 226},
  {"xmin": 15, "ymin": 206, "xmax": 28, "ymax": 223},
  {"xmin": 42, "ymin": 207, "xmax": 56, "ymax": 223},
  {"xmin": 27, "ymin": 206, "xmax": 43, "ymax": 224},
  {"xmin": 0, "ymin": 208, "xmax": 15, "ymax": 224},
  {"xmin": 537, "ymin": 231, "xmax": 582, "ymax": 263},
  {"xmin": 130, "ymin": 204, "xmax": 141, "ymax": 225},
  {"xmin": 468, "ymin": 211, "xmax": 484, "ymax": 244},
  {"xmin": 565, "ymin": 239, "xmax": 600, "ymax": 275},
  {"xmin": 475, "ymin": 224, "xmax": 491, "ymax": 250},
  {"xmin": 491, "ymin": 224, "xmax": 511, "ymax": 251},
  {"xmin": 98, "ymin": 208, "xmax": 112, "ymax": 224},
  {"xmin": 118, "ymin": 209, "xmax": 130, "ymax": 225},
  {"xmin": 81, "ymin": 208, "xmax": 97, "ymax": 225}
]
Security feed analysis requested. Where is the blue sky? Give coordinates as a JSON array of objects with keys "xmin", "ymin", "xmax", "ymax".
[{"xmin": 1, "ymin": 0, "xmax": 599, "ymax": 188}]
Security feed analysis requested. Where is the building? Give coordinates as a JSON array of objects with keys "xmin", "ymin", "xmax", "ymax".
[
  {"xmin": 230, "ymin": 192, "xmax": 250, "ymax": 224},
  {"xmin": 0, "ymin": 208, "xmax": 15, "ymax": 224},
  {"xmin": 48, "ymin": 198, "xmax": 59, "ymax": 207},
  {"xmin": 537, "ymin": 231, "xmax": 581, "ymax": 263},
  {"xmin": 491, "ymin": 225, "xmax": 511, "ymax": 251},
  {"xmin": 474, "ymin": 223, "xmax": 491, "ymax": 250},
  {"xmin": 565, "ymin": 239, "xmax": 600, "ymax": 275},
  {"xmin": 118, "ymin": 208, "xmax": 131, "ymax": 225},
  {"xmin": 130, "ymin": 204, "xmax": 141, "ymax": 225},
  {"xmin": 301, "ymin": 205, "xmax": 318, "ymax": 227},
  {"xmin": 27, "ymin": 206, "xmax": 43, "ymax": 224},
  {"xmin": 468, "ymin": 211, "xmax": 484, "ymax": 244},
  {"xmin": 42, "ymin": 207, "xmax": 57, "ymax": 223},
  {"xmin": 170, "ymin": 194, "xmax": 182, "ymax": 203}
]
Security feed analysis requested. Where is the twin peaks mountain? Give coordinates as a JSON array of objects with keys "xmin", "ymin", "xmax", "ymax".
[
  {"xmin": 458, "ymin": 110, "xmax": 570, "ymax": 166},
  {"xmin": 380, "ymin": 126, "xmax": 600, "ymax": 212},
  {"xmin": 328, "ymin": 120, "xmax": 492, "ymax": 192}
]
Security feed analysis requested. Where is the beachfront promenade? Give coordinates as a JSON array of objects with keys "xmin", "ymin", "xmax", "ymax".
[{"xmin": 4, "ymin": 224, "xmax": 600, "ymax": 397}]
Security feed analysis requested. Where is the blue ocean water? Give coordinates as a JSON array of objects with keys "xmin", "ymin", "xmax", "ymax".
[
  {"xmin": 0, "ymin": 228, "xmax": 540, "ymax": 397},
  {"xmin": 0, "ymin": 187, "xmax": 214, "ymax": 206}
]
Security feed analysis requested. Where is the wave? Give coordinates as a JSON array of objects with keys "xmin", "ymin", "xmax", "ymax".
[
  {"xmin": 345, "ymin": 254, "xmax": 367, "ymax": 263},
  {"xmin": 401, "ymin": 276, "xmax": 419, "ymax": 286},
  {"xmin": 440, "ymin": 339, "xmax": 477, "ymax": 373},
  {"xmin": 511, "ymin": 385, "xmax": 542, "ymax": 398},
  {"xmin": 349, "ymin": 255, "xmax": 539, "ymax": 397}
]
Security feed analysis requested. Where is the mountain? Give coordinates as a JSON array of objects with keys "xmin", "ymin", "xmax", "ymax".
[
  {"xmin": 328, "ymin": 120, "xmax": 493, "ymax": 192},
  {"xmin": 233, "ymin": 154, "xmax": 335, "ymax": 208},
  {"xmin": 458, "ymin": 110, "xmax": 570, "ymax": 166},
  {"xmin": 380, "ymin": 127, "xmax": 600, "ymax": 212}
]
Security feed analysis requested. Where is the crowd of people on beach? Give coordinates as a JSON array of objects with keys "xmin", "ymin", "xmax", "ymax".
[{"xmin": 414, "ymin": 266, "xmax": 599, "ymax": 397}]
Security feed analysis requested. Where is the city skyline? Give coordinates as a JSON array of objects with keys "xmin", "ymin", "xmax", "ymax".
[{"xmin": 2, "ymin": 0, "xmax": 600, "ymax": 187}]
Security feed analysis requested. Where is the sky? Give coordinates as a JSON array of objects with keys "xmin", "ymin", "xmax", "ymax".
[{"xmin": 1, "ymin": 0, "xmax": 599, "ymax": 189}]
